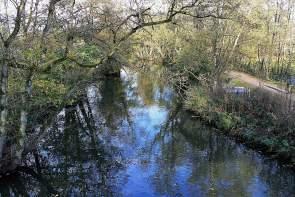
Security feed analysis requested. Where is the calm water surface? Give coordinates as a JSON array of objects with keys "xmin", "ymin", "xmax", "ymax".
[{"xmin": 0, "ymin": 70, "xmax": 294, "ymax": 196}]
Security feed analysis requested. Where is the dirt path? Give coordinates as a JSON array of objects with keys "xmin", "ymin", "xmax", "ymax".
[{"xmin": 228, "ymin": 71, "xmax": 292, "ymax": 96}]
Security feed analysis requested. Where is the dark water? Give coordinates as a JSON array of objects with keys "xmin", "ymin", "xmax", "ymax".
[{"xmin": 0, "ymin": 70, "xmax": 294, "ymax": 196}]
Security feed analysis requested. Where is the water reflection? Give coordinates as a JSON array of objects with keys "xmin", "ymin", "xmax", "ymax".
[{"xmin": 0, "ymin": 70, "xmax": 294, "ymax": 196}]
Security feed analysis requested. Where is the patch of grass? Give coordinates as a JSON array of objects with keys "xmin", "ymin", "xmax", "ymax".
[{"xmin": 229, "ymin": 79, "xmax": 253, "ymax": 88}]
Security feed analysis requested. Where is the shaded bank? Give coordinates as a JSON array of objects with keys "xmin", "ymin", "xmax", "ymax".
[{"xmin": 185, "ymin": 85, "xmax": 295, "ymax": 168}]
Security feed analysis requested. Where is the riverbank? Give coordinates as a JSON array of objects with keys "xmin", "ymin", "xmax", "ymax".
[{"xmin": 184, "ymin": 86, "xmax": 295, "ymax": 168}]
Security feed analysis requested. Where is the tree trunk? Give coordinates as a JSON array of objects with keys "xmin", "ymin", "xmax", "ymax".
[
  {"xmin": 0, "ymin": 50, "xmax": 9, "ymax": 159},
  {"xmin": 15, "ymin": 72, "xmax": 33, "ymax": 163}
]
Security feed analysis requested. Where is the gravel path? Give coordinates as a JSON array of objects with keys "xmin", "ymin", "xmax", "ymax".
[{"xmin": 229, "ymin": 71, "xmax": 287, "ymax": 93}]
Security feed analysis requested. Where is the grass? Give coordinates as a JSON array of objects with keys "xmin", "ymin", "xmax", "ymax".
[{"xmin": 229, "ymin": 79, "xmax": 254, "ymax": 88}]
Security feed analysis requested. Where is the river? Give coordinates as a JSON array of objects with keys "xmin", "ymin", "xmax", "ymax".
[{"xmin": 0, "ymin": 70, "xmax": 294, "ymax": 196}]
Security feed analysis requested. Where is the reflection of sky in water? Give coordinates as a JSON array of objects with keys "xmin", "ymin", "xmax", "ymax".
[
  {"xmin": 117, "ymin": 78, "xmax": 170, "ymax": 195},
  {"xmin": 247, "ymin": 176, "xmax": 268, "ymax": 197},
  {"xmin": 2, "ymin": 69, "xmax": 293, "ymax": 196},
  {"xmin": 6, "ymin": 69, "xmax": 291, "ymax": 196},
  {"xmin": 131, "ymin": 105, "xmax": 168, "ymax": 143},
  {"xmin": 120, "ymin": 105, "xmax": 168, "ymax": 196},
  {"xmin": 114, "ymin": 69, "xmax": 295, "ymax": 197},
  {"xmin": 154, "ymin": 87, "xmax": 174, "ymax": 103}
]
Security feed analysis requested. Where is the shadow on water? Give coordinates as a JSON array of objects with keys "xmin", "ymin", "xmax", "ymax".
[{"xmin": 0, "ymin": 70, "xmax": 294, "ymax": 196}]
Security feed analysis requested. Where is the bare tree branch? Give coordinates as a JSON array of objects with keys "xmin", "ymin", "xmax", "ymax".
[{"xmin": 4, "ymin": 0, "xmax": 26, "ymax": 47}]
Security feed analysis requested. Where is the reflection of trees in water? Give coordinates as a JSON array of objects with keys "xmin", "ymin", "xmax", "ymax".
[
  {"xmin": 0, "ymin": 74, "xmax": 294, "ymax": 196},
  {"xmin": 258, "ymin": 162, "xmax": 295, "ymax": 196},
  {"xmin": 0, "ymin": 77, "xmax": 133, "ymax": 196},
  {"xmin": 0, "ymin": 106, "xmax": 118, "ymax": 195},
  {"xmin": 99, "ymin": 78, "xmax": 132, "ymax": 130},
  {"xmin": 136, "ymin": 71, "xmax": 175, "ymax": 110},
  {"xmin": 144, "ymin": 104, "xmax": 191, "ymax": 195},
  {"xmin": 148, "ymin": 106, "xmax": 295, "ymax": 196},
  {"xmin": 137, "ymin": 72, "xmax": 156, "ymax": 106},
  {"xmin": 39, "ymin": 105, "xmax": 122, "ymax": 196},
  {"xmin": 0, "ymin": 165, "xmax": 58, "ymax": 195}
]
